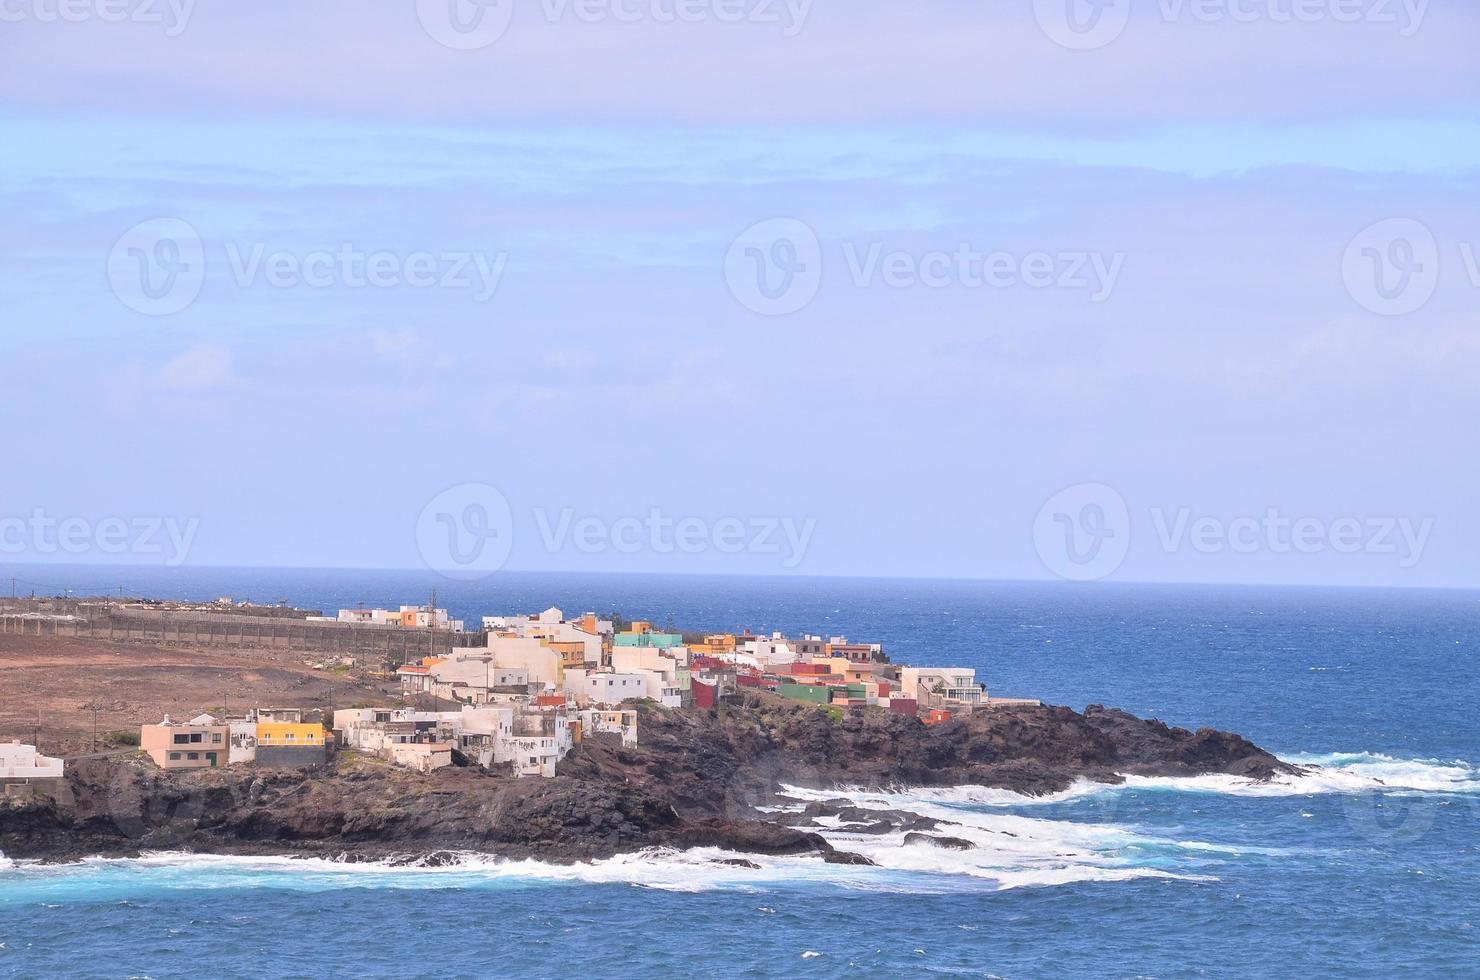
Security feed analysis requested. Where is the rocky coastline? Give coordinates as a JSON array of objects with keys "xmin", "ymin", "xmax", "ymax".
[{"xmin": 0, "ymin": 696, "xmax": 1296, "ymax": 866}]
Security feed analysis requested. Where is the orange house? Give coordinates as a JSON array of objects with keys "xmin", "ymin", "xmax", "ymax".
[
  {"xmin": 691, "ymin": 634, "xmax": 737, "ymax": 657},
  {"xmin": 141, "ymin": 717, "xmax": 230, "ymax": 769}
]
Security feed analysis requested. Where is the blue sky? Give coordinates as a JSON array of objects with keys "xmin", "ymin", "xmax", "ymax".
[{"xmin": 2, "ymin": 1, "xmax": 1478, "ymax": 587}]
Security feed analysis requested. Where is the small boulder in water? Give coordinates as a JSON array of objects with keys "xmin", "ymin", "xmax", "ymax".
[
  {"xmin": 393, "ymin": 850, "xmax": 461, "ymax": 868},
  {"xmin": 822, "ymin": 850, "xmax": 876, "ymax": 866},
  {"xmin": 903, "ymin": 832, "xmax": 973, "ymax": 851}
]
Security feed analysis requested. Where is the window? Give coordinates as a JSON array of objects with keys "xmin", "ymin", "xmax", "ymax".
[
  {"xmin": 190, "ymin": 732, "xmax": 203, "ymax": 743},
  {"xmin": 187, "ymin": 752, "xmax": 199, "ymax": 760},
  {"xmin": 169, "ymin": 752, "xmax": 181, "ymax": 761},
  {"xmin": 173, "ymin": 734, "xmax": 190, "ymax": 744}
]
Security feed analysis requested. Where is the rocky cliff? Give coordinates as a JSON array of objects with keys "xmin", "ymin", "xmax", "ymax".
[{"xmin": 0, "ymin": 696, "xmax": 1295, "ymax": 864}]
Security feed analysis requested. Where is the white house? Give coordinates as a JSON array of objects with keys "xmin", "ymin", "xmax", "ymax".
[
  {"xmin": 337, "ymin": 606, "xmax": 464, "ymax": 631},
  {"xmin": 577, "ymin": 709, "xmax": 638, "ymax": 747},
  {"xmin": 611, "ymin": 648, "xmax": 685, "ymax": 707},
  {"xmin": 334, "ymin": 704, "xmax": 573, "ymax": 778},
  {"xmin": 567, "ymin": 670, "xmax": 650, "ymax": 706},
  {"xmin": 493, "ymin": 710, "xmax": 571, "ymax": 777},
  {"xmin": 333, "ymin": 708, "xmax": 454, "ymax": 756},
  {"xmin": 901, "ymin": 666, "xmax": 984, "ymax": 706},
  {"xmin": 743, "ymin": 633, "xmax": 798, "ymax": 665},
  {"xmin": 398, "ymin": 655, "xmax": 533, "ymax": 704},
  {"xmin": 452, "ymin": 704, "xmax": 513, "ymax": 767},
  {"xmin": 228, "ymin": 719, "xmax": 257, "ymax": 764},
  {"xmin": 487, "ymin": 635, "xmax": 563, "ymax": 690},
  {"xmin": 483, "ymin": 610, "xmax": 604, "ymax": 668},
  {"xmin": 0, "ymin": 742, "xmax": 63, "ymax": 782},
  {"xmin": 386, "ymin": 742, "xmax": 453, "ymax": 772}
]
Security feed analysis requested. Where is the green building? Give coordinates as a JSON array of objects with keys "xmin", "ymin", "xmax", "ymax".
[
  {"xmin": 614, "ymin": 632, "xmax": 684, "ymax": 649},
  {"xmin": 777, "ymin": 683, "xmax": 831, "ymax": 705}
]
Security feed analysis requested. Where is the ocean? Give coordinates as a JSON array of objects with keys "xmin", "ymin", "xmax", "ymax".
[{"xmin": 2, "ymin": 566, "xmax": 1478, "ymax": 977}]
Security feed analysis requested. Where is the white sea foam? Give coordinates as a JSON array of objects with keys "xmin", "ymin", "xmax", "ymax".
[
  {"xmin": 1283, "ymin": 752, "xmax": 1480, "ymax": 794},
  {"xmin": 777, "ymin": 781, "xmax": 1104, "ymax": 809},
  {"xmin": 6, "ymin": 845, "xmax": 1134, "ymax": 897},
  {"xmin": 777, "ymin": 784, "xmax": 1226, "ymax": 889},
  {"xmin": 0, "ymin": 825, "xmax": 1211, "ymax": 899},
  {"xmin": 1112, "ymin": 753, "xmax": 1480, "ymax": 798},
  {"xmin": 0, "ymin": 849, "xmax": 881, "ymax": 897},
  {"xmin": 778, "ymin": 749, "xmax": 1479, "ymax": 809}
]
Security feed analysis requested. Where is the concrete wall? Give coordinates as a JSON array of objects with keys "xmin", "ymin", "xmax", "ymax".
[
  {"xmin": 0, "ymin": 602, "xmax": 484, "ymax": 663},
  {"xmin": 256, "ymin": 745, "xmax": 329, "ymax": 768}
]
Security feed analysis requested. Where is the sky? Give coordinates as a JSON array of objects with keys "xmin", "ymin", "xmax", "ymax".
[{"xmin": 2, "ymin": 0, "xmax": 1478, "ymax": 588}]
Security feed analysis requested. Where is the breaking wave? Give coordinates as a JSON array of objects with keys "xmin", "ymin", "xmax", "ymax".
[
  {"xmin": 780, "ymin": 751, "xmax": 1480, "ymax": 806},
  {"xmin": 0, "ymin": 843, "xmax": 1202, "ymax": 902},
  {"xmin": 1105, "ymin": 752, "xmax": 1480, "ymax": 798},
  {"xmin": 777, "ymin": 784, "xmax": 1258, "ymax": 886}
]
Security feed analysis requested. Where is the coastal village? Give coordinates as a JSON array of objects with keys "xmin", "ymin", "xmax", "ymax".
[{"xmin": 0, "ymin": 599, "xmax": 1037, "ymax": 790}]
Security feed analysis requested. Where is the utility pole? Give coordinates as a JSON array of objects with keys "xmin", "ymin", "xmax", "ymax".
[{"xmin": 92, "ymin": 704, "xmax": 99, "ymax": 753}]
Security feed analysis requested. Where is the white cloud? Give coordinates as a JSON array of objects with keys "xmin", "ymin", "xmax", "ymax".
[{"xmin": 152, "ymin": 343, "xmax": 238, "ymax": 393}]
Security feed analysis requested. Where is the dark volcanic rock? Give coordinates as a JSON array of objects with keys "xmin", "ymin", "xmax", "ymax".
[
  {"xmin": 903, "ymin": 832, "xmax": 973, "ymax": 851},
  {"xmin": 822, "ymin": 850, "xmax": 877, "ymax": 866},
  {"xmin": 0, "ymin": 697, "xmax": 1295, "ymax": 865}
]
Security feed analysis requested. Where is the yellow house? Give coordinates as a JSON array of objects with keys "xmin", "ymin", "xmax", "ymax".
[
  {"xmin": 693, "ymin": 634, "xmax": 737, "ymax": 656},
  {"xmin": 256, "ymin": 722, "xmax": 324, "ymax": 748},
  {"xmin": 255, "ymin": 720, "xmax": 329, "ymax": 768},
  {"xmin": 550, "ymin": 640, "xmax": 589, "ymax": 669}
]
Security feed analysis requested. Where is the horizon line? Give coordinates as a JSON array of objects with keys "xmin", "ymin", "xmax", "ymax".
[{"xmin": 2, "ymin": 561, "xmax": 1477, "ymax": 596}]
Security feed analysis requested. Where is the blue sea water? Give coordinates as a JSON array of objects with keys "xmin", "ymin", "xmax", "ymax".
[{"xmin": 2, "ymin": 566, "xmax": 1478, "ymax": 978}]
